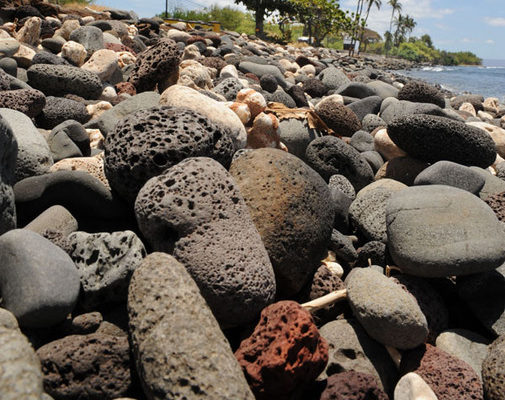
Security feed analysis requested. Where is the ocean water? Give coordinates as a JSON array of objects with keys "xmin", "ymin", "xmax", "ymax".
[{"xmin": 395, "ymin": 59, "xmax": 505, "ymax": 102}]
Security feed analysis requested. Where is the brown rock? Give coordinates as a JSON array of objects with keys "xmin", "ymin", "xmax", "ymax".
[
  {"xmin": 400, "ymin": 344, "xmax": 483, "ymax": 400},
  {"xmin": 235, "ymin": 300, "xmax": 328, "ymax": 400},
  {"xmin": 485, "ymin": 191, "xmax": 505, "ymax": 222},
  {"xmin": 375, "ymin": 156, "xmax": 429, "ymax": 186},
  {"xmin": 320, "ymin": 371, "xmax": 389, "ymax": 400},
  {"xmin": 114, "ymin": 81, "xmax": 136, "ymax": 96},
  {"xmin": 37, "ymin": 333, "xmax": 132, "ymax": 400},
  {"xmin": 314, "ymin": 101, "xmax": 361, "ymax": 137}
]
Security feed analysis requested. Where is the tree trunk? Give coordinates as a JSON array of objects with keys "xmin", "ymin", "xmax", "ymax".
[{"xmin": 255, "ymin": 3, "xmax": 265, "ymax": 37}]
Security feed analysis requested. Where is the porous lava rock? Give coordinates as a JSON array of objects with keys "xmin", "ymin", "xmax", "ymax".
[
  {"xmin": 303, "ymin": 77, "xmax": 329, "ymax": 98},
  {"xmin": 229, "ymin": 148, "xmax": 335, "ymax": 296},
  {"xmin": 27, "ymin": 64, "xmax": 103, "ymax": 99},
  {"xmin": 235, "ymin": 301, "xmax": 328, "ymax": 400},
  {"xmin": 400, "ymin": 344, "xmax": 483, "ymax": 400},
  {"xmin": 37, "ymin": 333, "xmax": 132, "ymax": 400},
  {"xmin": 320, "ymin": 371, "xmax": 389, "ymax": 400},
  {"xmin": 345, "ymin": 268, "xmax": 428, "ymax": 349},
  {"xmin": 105, "ymin": 105, "xmax": 234, "ymax": 204},
  {"xmin": 482, "ymin": 336, "xmax": 505, "ymax": 400},
  {"xmin": 398, "ymin": 80, "xmax": 445, "ymax": 108},
  {"xmin": 0, "ymin": 88, "xmax": 45, "ymax": 117},
  {"xmin": 387, "ymin": 114, "xmax": 496, "ymax": 168},
  {"xmin": 127, "ymin": 38, "xmax": 181, "ymax": 92},
  {"xmin": 214, "ymin": 77, "xmax": 244, "ymax": 101},
  {"xmin": 135, "ymin": 157, "xmax": 275, "ymax": 327},
  {"xmin": 305, "ymin": 136, "xmax": 374, "ymax": 191},
  {"xmin": 128, "ymin": 253, "xmax": 254, "ymax": 399},
  {"xmin": 451, "ymin": 94, "xmax": 484, "ymax": 111},
  {"xmin": 315, "ymin": 101, "xmax": 361, "ymax": 136},
  {"xmin": 36, "ymin": 96, "xmax": 90, "ymax": 129},
  {"xmin": 485, "ymin": 191, "xmax": 505, "ymax": 222}
]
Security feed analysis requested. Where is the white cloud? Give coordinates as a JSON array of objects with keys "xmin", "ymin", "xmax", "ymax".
[
  {"xmin": 486, "ymin": 39, "xmax": 495, "ymax": 44},
  {"xmin": 485, "ymin": 17, "xmax": 505, "ymax": 26},
  {"xmin": 461, "ymin": 38, "xmax": 472, "ymax": 43}
]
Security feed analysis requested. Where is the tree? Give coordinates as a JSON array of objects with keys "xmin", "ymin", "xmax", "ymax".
[
  {"xmin": 348, "ymin": 0, "xmax": 366, "ymax": 55},
  {"xmin": 359, "ymin": 0, "xmax": 382, "ymax": 52},
  {"xmin": 403, "ymin": 14, "xmax": 416, "ymax": 39},
  {"xmin": 388, "ymin": 0, "xmax": 401, "ymax": 33},
  {"xmin": 235, "ymin": 0, "xmax": 293, "ymax": 37},
  {"xmin": 421, "ymin": 34, "xmax": 433, "ymax": 49}
]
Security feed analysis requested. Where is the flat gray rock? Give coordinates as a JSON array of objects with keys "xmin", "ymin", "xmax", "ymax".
[
  {"xmin": 238, "ymin": 61, "xmax": 287, "ymax": 89},
  {"xmin": 278, "ymin": 118, "xmax": 321, "ymax": 160},
  {"xmin": 367, "ymin": 80, "xmax": 399, "ymax": 99},
  {"xmin": 319, "ymin": 66, "xmax": 350, "ymax": 90},
  {"xmin": 0, "ymin": 229, "xmax": 80, "ymax": 328},
  {"xmin": 0, "ymin": 308, "xmax": 44, "ymax": 400},
  {"xmin": 470, "ymin": 166, "xmax": 505, "ymax": 200},
  {"xmin": 380, "ymin": 98, "xmax": 446, "ymax": 123},
  {"xmin": 345, "ymin": 268, "xmax": 429, "ymax": 350},
  {"xmin": 68, "ymin": 230, "xmax": 146, "ymax": 310},
  {"xmin": 128, "ymin": 252, "xmax": 254, "ymax": 400},
  {"xmin": 386, "ymin": 185, "xmax": 505, "ymax": 277},
  {"xmin": 0, "ymin": 108, "xmax": 52, "ymax": 182},
  {"xmin": 0, "ymin": 113, "xmax": 16, "ymax": 234}
]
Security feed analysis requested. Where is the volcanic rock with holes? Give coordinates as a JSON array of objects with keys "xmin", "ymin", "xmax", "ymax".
[
  {"xmin": 235, "ymin": 301, "xmax": 328, "ymax": 400},
  {"xmin": 320, "ymin": 371, "xmax": 389, "ymax": 400},
  {"xmin": 135, "ymin": 157, "xmax": 275, "ymax": 327},
  {"xmin": 229, "ymin": 148, "xmax": 335, "ymax": 296},
  {"xmin": 105, "ymin": 105, "xmax": 234, "ymax": 204},
  {"xmin": 128, "ymin": 252, "xmax": 254, "ymax": 399}
]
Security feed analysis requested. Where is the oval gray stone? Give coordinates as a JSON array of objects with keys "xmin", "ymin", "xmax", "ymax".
[
  {"xmin": 345, "ymin": 268, "xmax": 429, "ymax": 350},
  {"xmin": 128, "ymin": 252, "xmax": 254, "ymax": 400},
  {"xmin": 386, "ymin": 185, "xmax": 505, "ymax": 277},
  {"xmin": 0, "ymin": 229, "xmax": 80, "ymax": 328}
]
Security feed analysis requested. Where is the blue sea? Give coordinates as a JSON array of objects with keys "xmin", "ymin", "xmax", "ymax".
[{"xmin": 396, "ymin": 59, "xmax": 505, "ymax": 103}]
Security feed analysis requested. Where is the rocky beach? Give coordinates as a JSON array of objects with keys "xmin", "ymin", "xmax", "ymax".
[{"xmin": 2, "ymin": 2, "xmax": 505, "ymax": 400}]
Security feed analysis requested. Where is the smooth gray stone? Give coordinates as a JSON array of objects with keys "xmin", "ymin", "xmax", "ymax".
[
  {"xmin": 349, "ymin": 179, "xmax": 406, "ymax": 242},
  {"xmin": 470, "ymin": 166, "xmax": 505, "ymax": 200},
  {"xmin": 387, "ymin": 185, "xmax": 505, "ymax": 277},
  {"xmin": 24, "ymin": 205, "xmax": 77, "ymax": 237},
  {"xmin": 347, "ymin": 95, "xmax": 382, "ymax": 121},
  {"xmin": 0, "ymin": 308, "xmax": 44, "ymax": 400},
  {"xmin": 436, "ymin": 329, "xmax": 490, "ymax": 380},
  {"xmin": 337, "ymin": 82, "xmax": 377, "ymax": 99},
  {"xmin": 238, "ymin": 61, "xmax": 288, "ymax": 89},
  {"xmin": 345, "ymin": 267, "xmax": 428, "ymax": 349},
  {"xmin": 0, "ymin": 229, "xmax": 80, "ymax": 328},
  {"xmin": 84, "ymin": 91, "xmax": 160, "ymax": 136},
  {"xmin": 0, "ymin": 113, "xmax": 17, "ymax": 234},
  {"xmin": 69, "ymin": 26, "xmax": 104, "ymax": 56},
  {"xmin": 414, "ymin": 161, "xmax": 485, "ymax": 194},
  {"xmin": 350, "ymin": 130, "xmax": 375, "ymax": 152},
  {"xmin": 367, "ymin": 80, "xmax": 399, "ymax": 99},
  {"xmin": 362, "ymin": 113, "xmax": 386, "ymax": 132},
  {"xmin": 0, "ymin": 108, "xmax": 52, "ymax": 182},
  {"xmin": 361, "ymin": 150, "xmax": 384, "ymax": 173},
  {"xmin": 380, "ymin": 97, "xmax": 446, "ymax": 123},
  {"xmin": 278, "ymin": 118, "xmax": 321, "ymax": 161},
  {"xmin": 128, "ymin": 253, "xmax": 255, "ymax": 400},
  {"xmin": 68, "ymin": 231, "xmax": 146, "ymax": 310},
  {"xmin": 319, "ymin": 318, "xmax": 398, "ymax": 393},
  {"xmin": 318, "ymin": 66, "xmax": 350, "ymax": 90}
]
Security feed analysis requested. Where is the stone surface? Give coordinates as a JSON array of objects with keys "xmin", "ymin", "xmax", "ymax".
[
  {"xmin": 349, "ymin": 179, "xmax": 406, "ymax": 242},
  {"xmin": 229, "ymin": 148, "xmax": 334, "ymax": 296},
  {"xmin": 398, "ymin": 80, "xmax": 445, "ymax": 108},
  {"xmin": 345, "ymin": 268, "xmax": 428, "ymax": 349},
  {"xmin": 467, "ymin": 121, "xmax": 505, "ymax": 159},
  {"xmin": 387, "ymin": 114, "xmax": 496, "ymax": 168},
  {"xmin": 386, "ymin": 185, "xmax": 505, "ymax": 277},
  {"xmin": 0, "ymin": 308, "xmax": 44, "ymax": 400},
  {"xmin": 482, "ymin": 336, "xmax": 505, "ymax": 400},
  {"xmin": 27, "ymin": 64, "xmax": 103, "ymax": 99},
  {"xmin": 367, "ymin": 80, "xmax": 399, "ymax": 99},
  {"xmin": 128, "ymin": 38, "xmax": 181, "ymax": 92},
  {"xmin": 0, "ymin": 229, "xmax": 80, "ymax": 328},
  {"xmin": 400, "ymin": 344, "xmax": 483, "ymax": 400},
  {"xmin": 37, "ymin": 333, "xmax": 131, "ymax": 400},
  {"xmin": 128, "ymin": 252, "xmax": 254, "ymax": 400},
  {"xmin": 375, "ymin": 156, "xmax": 429, "ymax": 186},
  {"xmin": 315, "ymin": 101, "xmax": 361, "ymax": 136},
  {"xmin": 81, "ymin": 48, "xmax": 119, "ymax": 81},
  {"xmin": 329, "ymin": 174, "xmax": 356, "ymax": 199},
  {"xmin": 68, "ymin": 230, "xmax": 146, "ymax": 310},
  {"xmin": 0, "ymin": 108, "xmax": 52, "ymax": 182},
  {"xmin": 0, "ymin": 88, "xmax": 45, "ymax": 117},
  {"xmin": 305, "ymin": 135, "xmax": 374, "ymax": 191},
  {"xmin": 278, "ymin": 118, "xmax": 321, "ymax": 160},
  {"xmin": 394, "ymin": 373, "xmax": 438, "ymax": 400},
  {"xmin": 320, "ymin": 371, "xmax": 388, "ymax": 400},
  {"xmin": 105, "ymin": 105, "xmax": 234, "ymax": 204},
  {"xmin": 319, "ymin": 66, "xmax": 350, "ymax": 90},
  {"xmin": 61, "ymin": 40, "xmax": 87, "ymax": 66},
  {"xmin": 135, "ymin": 157, "xmax": 275, "ymax": 327},
  {"xmin": 347, "ymin": 96, "xmax": 382, "ymax": 121},
  {"xmin": 350, "ymin": 130, "xmax": 375, "ymax": 152},
  {"xmin": 36, "ymin": 96, "xmax": 90, "ymax": 129},
  {"xmin": 69, "ymin": 25, "xmax": 104, "ymax": 56},
  {"xmin": 373, "ymin": 128, "xmax": 407, "ymax": 161},
  {"xmin": 319, "ymin": 319, "xmax": 398, "ymax": 393},
  {"xmin": 0, "ymin": 113, "xmax": 17, "ymax": 234},
  {"xmin": 414, "ymin": 160, "xmax": 485, "ymax": 194},
  {"xmin": 160, "ymin": 84, "xmax": 247, "ymax": 149},
  {"xmin": 436, "ymin": 329, "xmax": 490, "ymax": 379},
  {"xmin": 238, "ymin": 61, "xmax": 287, "ymax": 88},
  {"xmin": 235, "ymin": 301, "xmax": 328, "ymax": 400},
  {"xmin": 380, "ymin": 98, "xmax": 446, "ymax": 123},
  {"xmin": 337, "ymin": 82, "xmax": 377, "ymax": 98}
]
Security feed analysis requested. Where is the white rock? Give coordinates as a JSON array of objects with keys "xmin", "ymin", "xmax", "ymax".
[
  {"xmin": 374, "ymin": 128, "xmax": 407, "ymax": 160},
  {"xmin": 394, "ymin": 372, "xmax": 438, "ymax": 400},
  {"xmin": 117, "ymin": 51, "xmax": 136, "ymax": 68},
  {"xmin": 278, "ymin": 59, "xmax": 298, "ymax": 73},
  {"xmin": 81, "ymin": 16, "xmax": 95, "ymax": 24},
  {"xmin": 301, "ymin": 64, "xmax": 316, "ymax": 76},
  {"xmin": 220, "ymin": 64, "xmax": 239, "ymax": 79},
  {"xmin": 12, "ymin": 44, "xmax": 35, "ymax": 68},
  {"xmin": 127, "ymin": 25, "xmax": 138, "ymax": 36},
  {"xmin": 15, "ymin": 17, "xmax": 41, "ymax": 46},
  {"xmin": 86, "ymin": 101, "xmax": 113, "ymax": 120},
  {"xmin": 478, "ymin": 110, "xmax": 494, "ymax": 120},
  {"xmin": 54, "ymin": 19, "xmax": 80, "ymax": 40},
  {"xmin": 165, "ymin": 29, "xmax": 190, "ymax": 43},
  {"xmin": 82, "ymin": 49, "xmax": 119, "ymax": 81},
  {"xmin": 467, "ymin": 121, "xmax": 505, "ymax": 159},
  {"xmin": 484, "ymin": 97, "xmax": 500, "ymax": 113},
  {"xmin": 87, "ymin": 128, "xmax": 105, "ymax": 150},
  {"xmin": 315, "ymin": 94, "xmax": 344, "ymax": 113},
  {"xmin": 61, "ymin": 41, "xmax": 87, "ymax": 66},
  {"xmin": 459, "ymin": 102, "xmax": 477, "ymax": 117},
  {"xmin": 103, "ymin": 32, "xmax": 121, "ymax": 45},
  {"xmin": 178, "ymin": 61, "xmax": 212, "ymax": 89},
  {"xmin": 160, "ymin": 85, "xmax": 247, "ymax": 148},
  {"xmin": 100, "ymin": 86, "xmax": 117, "ymax": 102},
  {"xmin": 182, "ymin": 44, "xmax": 201, "ymax": 60}
]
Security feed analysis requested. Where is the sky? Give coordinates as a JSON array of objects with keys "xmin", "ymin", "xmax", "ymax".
[{"xmin": 100, "ymin": 0, "xmax": 505, "ymax": 61}]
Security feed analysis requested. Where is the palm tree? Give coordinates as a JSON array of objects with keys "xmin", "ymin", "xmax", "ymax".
[
  {"xmin": 349, "ymin": 0, "xmax": 366, "ymax": 55},
  {"xmin": 359, "ymin": 0, "xmax": 382, "ymax": 52},
  {"xmin": 403, "ymin": 14, "xmax": 416, "ymax": 38},
  {"xmin": 393, "ymin": 13, "xmax": 404, "ymax": 46},
  {"xmin": 388, "ymin": 0, "xmax": 402, "ymax": 33}
]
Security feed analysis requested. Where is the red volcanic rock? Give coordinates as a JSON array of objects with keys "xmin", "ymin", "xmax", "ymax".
[
  {"xmin": 115, "ymin": 82, "xmax": 136, "ymax": 96},
  {"xmin": 187, "ymin": 35, "xmax": 207, "ymax": 45},
  {"xmin": 235, "ymin": 300, "xmax": 328, "ymax": 400},
  {"xmin": 400, "ymin": 344, "xmax": 483, "ymax": 400},
  {"xmin": 104, "ymin": 42, "xmax": 136, "ymax": 55},
  {"xmin": 321, "ymin": 371, "xmax": 389, "ymax": 400},
  {"xmin": 244, "ymin": 72, "xmax": 260, "ymax": 82}
]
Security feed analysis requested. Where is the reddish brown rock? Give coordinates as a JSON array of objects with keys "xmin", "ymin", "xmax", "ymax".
[
  {"xmin": 187, "ymin": 35, "xmax": 206, "ymax": 45},
  {"xmin": 37, "ymin": 333, "xmax": 132, "ymax": 400},
  {"xmin": 485, "ymin": 191, "xmax": 505, "ymax": 222},
  {"xmin": 400, "ymin": 344, "xmax": 483, "ymax": 400},
  {"xmin": 114, "ymin": 81, "xmax": 136, "ymax": 96},
  {"xmin": 104, "ymin": 42, "xmax": 136, "ymax": 55},
  {"xmin": 235, "ymin": 301, "xmax": 328, "ymax": 400},
  {"xmin": 320, "ymin": 371, "xmax": 389, "ymax": 400},
  {"xmin": 200, "ymin": 56, "xmax": 226, "ymax": 72}
]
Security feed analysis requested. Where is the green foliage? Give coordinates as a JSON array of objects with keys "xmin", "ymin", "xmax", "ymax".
[{"xmin": 53, "ymin": 0, "xmax": 93, "ymax": 5}]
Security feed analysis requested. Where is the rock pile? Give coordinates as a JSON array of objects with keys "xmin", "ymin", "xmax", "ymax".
[{"xmin": 1, "ymin": 1, "xmax": 505, "ymax": 399}]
